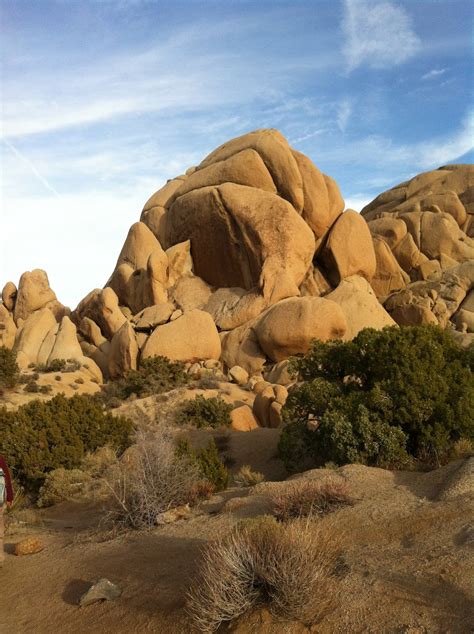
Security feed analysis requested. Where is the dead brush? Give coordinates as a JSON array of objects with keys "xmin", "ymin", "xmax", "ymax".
[
  {"xmin": 271, "ymin": 478, "xmax": 353, "ymax": 522},
  {"xmin": 104, "ymin": 429, "xmax": 201, "ymax": 529},
  {"xmin": 186, "ymin": 515, "xmax": 344, "ymax": 632},
  {"xmin": 234, "ymin": 465, "xmax": 265, "ymax": 487}
]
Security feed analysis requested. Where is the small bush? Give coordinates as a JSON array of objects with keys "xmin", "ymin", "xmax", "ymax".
[
  {"xmin": 99, "ymin": 356, "xmax": 189, "ymax": 405},
  {"xmin": 0, "ymin": 346, "xmax": 19, "ymax": 388},
  {"xmin": 105, "ymin": 430, "xmax": 201, "ymax": 529},
  {"xmin": 37, "ymin": 468, "xmax": 91, "ymax": 507},
  {"xmin": 36, "ymin": 359, "xmax": 66, "ymax": 373},
  {"xmin": 0, "ymin": 393, "xmax": 133, "ymax": 491},
  {"xmin": 39, "ymin": 385, "xmax": 53, "ymax": 394},
  {"xmin": 196, "ymin": 440, "xmax": 229, "ymax": 491},
  {"xmin": 24, "ymin": 381, "xmax": 40, "ymax": 393},
  {"xmin": 280, "ymin": 326, "xmax": 474, "ymax": 471},
  {"xmin": 176, "ymin": 439, "xmax": 229, "ymax": 492},
  {"xmin": 196, "ymin": 375, "xmax": 221, "ymax": 390},
  {"xmin": 271, "ymin": 478, "xmax": 353, "ymax": 522},
  {"xmin": 186, "ymin": 515, "xmax": 344, "ymax": 631},
  {"xmin": 234, "ymin": 465, "xmax": 265, "ymax": 487},
  {"xmin": 176, "ymin": 395, "xmax": 232, "ymax": 428}
]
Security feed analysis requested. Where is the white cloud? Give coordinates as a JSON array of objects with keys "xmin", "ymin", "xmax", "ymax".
[
  {"xmin": 337, "ymin": 99, "xmax": 353, "ymax": 132},
  {"xmin": 421, "ymin": 68, "xmax": 448, "ymax": 81},
  {"xmin": 344, "ymin": 197, "xmax": 371, "ymax": 212},
  {"xmin": 342, "ymin": 0, "xmax": 421, "ymax": 71}
]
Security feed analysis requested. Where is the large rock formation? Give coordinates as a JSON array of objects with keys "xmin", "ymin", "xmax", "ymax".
[
  {"xmin": 2, "ymin": 131, "xmax": 472, "ymax": 387},
  {"xmin": 361, "ymin": 165, "xmax": 474, "ymax": 331}
]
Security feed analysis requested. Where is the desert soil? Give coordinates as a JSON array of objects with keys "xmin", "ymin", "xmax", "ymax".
[{"xmin": 2, "ymin": 452, "xmax": 473, "ymax": 634}]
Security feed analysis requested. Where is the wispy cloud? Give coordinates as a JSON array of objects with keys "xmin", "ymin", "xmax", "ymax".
[
  {"xmin": 421, "ymin": 67, "xmax": 448, "ymax": 80},
  {"xmin": 342, "ymin": 0, "xmax": 421, "ymax": 71},
  {"xmin": 336, "ymin": 99, "xmax": 353, "ymax": 132},
  {"xmin": 2, "ymin": 138, "xmax": 62, "ymax": 198}
]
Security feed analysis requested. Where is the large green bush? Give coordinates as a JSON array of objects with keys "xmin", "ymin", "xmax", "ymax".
[
  {"xmin": 0, "ymin": 393, "xmax": 133, "ymax": 490},
  {"xmin": 176, "ymin": 394, "xmax": 232, "ymax": 428},
  {"xmin": 100, "ymin": 355, "xmax": 188, "ymax": 405},
  {"xmin": 0, "ymin": 346, "xmax": 19, "ymax": 388},
  {"xmin": 279, "ymin": 326, "xmax": 474, "ymax": 471}
]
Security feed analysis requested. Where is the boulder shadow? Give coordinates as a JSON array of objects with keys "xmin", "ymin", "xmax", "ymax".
[{"xmin": 62, "ymin": 578, "xmax": 92, "ymax": 605}]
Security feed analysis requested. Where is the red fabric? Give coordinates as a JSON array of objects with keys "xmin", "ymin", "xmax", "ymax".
[{"xmin": 0, "ymin": 455, "xmax": 14, "ymax": 503}]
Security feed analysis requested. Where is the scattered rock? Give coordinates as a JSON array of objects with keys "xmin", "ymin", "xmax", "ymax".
[
  {"xmin": 230, "ymin": 405, "xmax": 259, "ymax": 431},
  {"xmin": 14, "ymin": 538, "xmax": 44, "ymax": 556},
  {"xmin": 228, "ymin": 365, "xmax": 249, "ymax": 385},
  {"xmin": 79, "ymin": 578, "xmax": 122, "ymax": 606}
]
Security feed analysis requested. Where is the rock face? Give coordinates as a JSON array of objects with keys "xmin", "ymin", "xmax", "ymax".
[
  {"xmin": 362, "ymin": 166, "xmax": 474, "ymax": 332},
  {"xmin": 141, "ymin": 309, "xmax": 221, "ymax": 362},
  {"xmin": 2, "ymin": 132, "xmax": 472, "ymax": 382},
  {"xmin": 254, "ymin": 297, "xmax": 347, "ymax": 362}
]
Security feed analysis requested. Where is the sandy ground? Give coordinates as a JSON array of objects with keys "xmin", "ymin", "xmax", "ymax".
[{"xmin": 2, "ymin": 456, "xmax": 473, "ymax": 634}]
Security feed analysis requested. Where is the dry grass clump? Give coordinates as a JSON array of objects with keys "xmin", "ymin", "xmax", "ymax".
[
  {"xmin": 186, "ymin": 515, "xmax": 344, "ymax": 632},
  {"xmin": 234, "ymin": 465, "xmax": 265, "ymax": 487},
  {"xmin": 271, "ymin": 478, "xmax": 353, "ymax": 522},
  {"xmin": 105, "ymin": 429, "xmax": 201, "ymax": 529}
]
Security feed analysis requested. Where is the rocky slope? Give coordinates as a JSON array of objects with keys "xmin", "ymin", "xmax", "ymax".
[{"xmin": 1, "ymin": 130, "xmax": 473, "ymax": 416}]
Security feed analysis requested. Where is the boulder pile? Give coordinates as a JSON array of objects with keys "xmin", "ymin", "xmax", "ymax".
[{"xmin": 1, "ymin": 130, "xmax": 473, "ymax": 399}]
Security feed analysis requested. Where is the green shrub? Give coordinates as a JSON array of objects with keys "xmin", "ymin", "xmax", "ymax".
[
  {"xmin": 176, "ymin": 395, "xmax": 232, "ymax": 428},
  {"xmin": 0, "ymin": 346, "xmax": 19, "ymax": 388},
  {"xmin": 100, "ymin": 356, "xmax": 188, "ymax": 405},
  {"xmin": 280, "ymin": 326, "xmax": 474, "ymax": 471},
  {"xmin": 0, "ymin": 393, "xmax": 133, "ymax": 491},
  {"xmin": 36, "ymin": 359, "xmax": 66, "ymax": 373},
  {"xmin": 176, "ymin": 438, "xmax": 229, "ymax": 491},
  {"xmin": 24, "ymin": 381, "xmax": 40, "ymax": 393}
]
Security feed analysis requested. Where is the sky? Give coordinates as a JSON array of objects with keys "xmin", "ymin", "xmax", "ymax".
[{"xmin": 1, "ymin": 0, "xmax": 473, "ymax": 308}]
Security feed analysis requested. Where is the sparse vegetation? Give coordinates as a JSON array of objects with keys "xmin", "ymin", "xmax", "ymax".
[
  {"xmin": 0, "ymin": 345, "xmax": 20, "ymax": 388},
  {"xmin": 176, "ymin": 394, "xmax": 232, "ymax": 428},
  {"xmin": 186, "ymin": 515, "xmax": 344, "ymax": 631},
  {"xmin": 0, "ymin": 393, "xmax": 133, "ymax": 491},
  {"xmin": 99, "ymin": 356, "xmax": 189, "ymax": 405},
  {"xmin": 279, "ymin": 326, "xmax": 474, "ymax": 471},
  {"xmin": 105, "ymin": 430, "xmax": 202, "ymax": 529},
  {"xmin": 234, "ymin": 465, "xmax": 265, "ymax": 487},
  {"xmin": 270, "ymin": 478, "xmax": 353, "ymax": 521}
]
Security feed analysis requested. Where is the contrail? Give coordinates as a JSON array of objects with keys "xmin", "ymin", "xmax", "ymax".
[{"xmin": 2, "ymin": 137, "xmax": 62, "ymax": 199}]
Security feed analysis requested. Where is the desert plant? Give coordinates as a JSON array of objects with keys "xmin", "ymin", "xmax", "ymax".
[
  {"xmin": 280, "ymin": 326, "xmax": 474, "ymax": 471},
  {"xmin": 37, "ymin": 468, "xmax": 91, "ymax": 507},
  {"xmin": 100, "ymin": 356, "xmax": 188, "ymax": 405},
  {"xmin": 176, "ymin": 438, "xmax": 229, "ymax": 492},
  {"xmin": 0, "ymin": 345, "xmax": 19, "ymax": 388},
  {"xmin": 36, "ymin": 359, "xmax": 67, "ymax": 373},
  {"xmin": 234, "ymin": 465, "xmax": 265, "ymax": 487},
  {"xmin": 186, "ymin": 515, "xmax": 344, "ymax": 631},
  {"xmin": 0, "ymin": 393, "xmax": 132, "ymax": 491},
  {"xmin": 39, "ymin": 384, "xmax": 52, "ymax": 394},
  {"xmin": 176, "ymin": 395, "xmax": 232, "ymax": 429},
  {"xmin": 270, "ymin": 478, "xmax": 353, "ymax": 522},
  {"xmin": 105, "ymin": 430, "xmax": 202, "ymax": 529},
  {"xmin": 196, "ymin": 439, "xmax": 229, "ymax": 491},
  {"xmin": 24, "ymin": 381, "xmax": 40, "ymax": 393}
]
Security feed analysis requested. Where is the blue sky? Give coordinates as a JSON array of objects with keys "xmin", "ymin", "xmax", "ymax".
[{"xmin": 1, "ymin": 0, "xmax": 473, "ymax": 307}]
